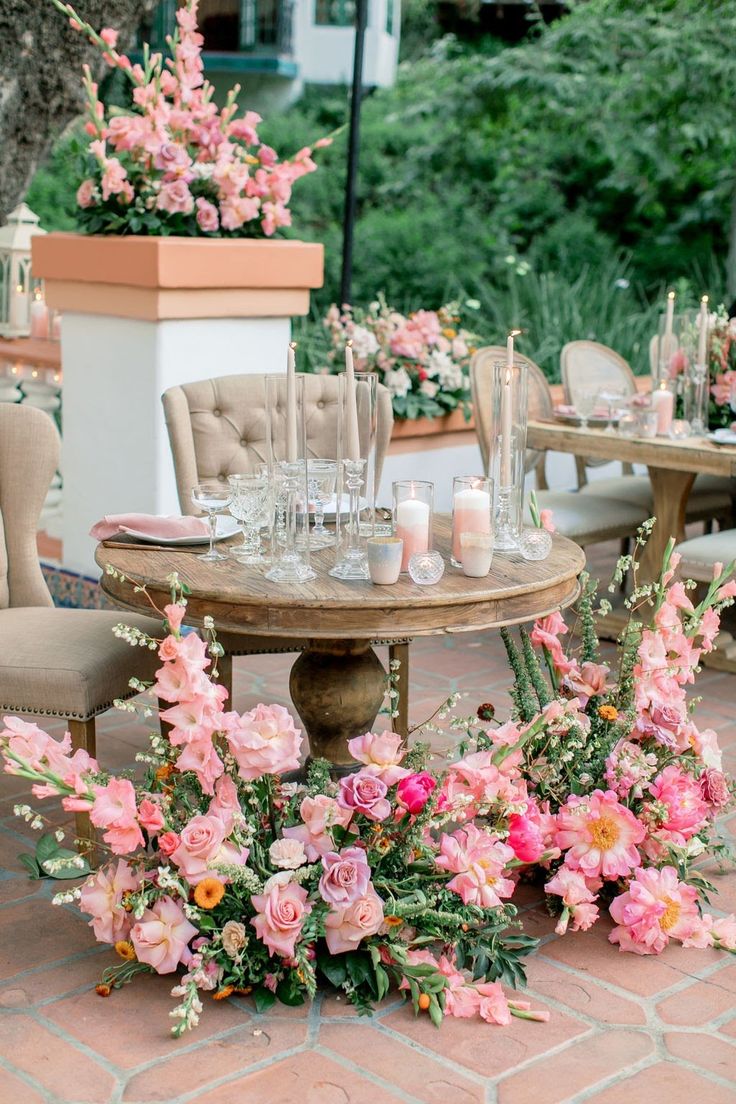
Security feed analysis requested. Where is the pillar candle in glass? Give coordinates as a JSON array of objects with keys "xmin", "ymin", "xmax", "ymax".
[
  {"xmin": 29, "ymin": 289, "xmax": 49, "ymax": 340},
  {"xmin": 651, "ymin": 381, "xmax": 674, "ymax": 436},
  {"xmin": 393, "ymin": 480, "xmax": 433, "ymax": 572},
  {"xmin": 451, "ymin": 475, "xmax": 493, "ymax": 567}
]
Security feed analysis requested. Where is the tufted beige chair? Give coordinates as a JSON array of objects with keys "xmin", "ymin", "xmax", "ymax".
[
  {"xmin": 562, "ymin": 340, "xmax": 733, "ymax": 527},
  {"xmin": 161, "ymin": 373, "xmax": 412, "ymax": 732},
  {"xmin": 471, "ymin": 347, "xmax": 650, "ymax": 546},
  {"xmin": 0, "ymin": 404, "xmax": 162, "ymax": 848}
]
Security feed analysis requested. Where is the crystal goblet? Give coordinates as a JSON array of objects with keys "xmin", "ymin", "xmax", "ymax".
[
  {"xmin": 191, "ymin": 482, "xmax": 232, "ymax": 563},
  {"xmin": 307, "ymin": 458, "xmax": 337, "ymax": 548},
  {"xmin": 228, "ymin": 474, "xmax": 270, "ymax": 564}
]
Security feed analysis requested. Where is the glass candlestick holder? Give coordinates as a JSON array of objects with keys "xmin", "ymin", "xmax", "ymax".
[
  {"xmin": 490, "ymin": 359, "xmax": 528, "ymax": 554},
  {"xmin": 330, "ymin": 457, "xmax": 370, "ymax": 579},
  {"xmin": 264, "ymin": 374, "xmax": 315, "ymax": 583},
  {"xmin": 684, "ymin": 362, "xmax": 708, "ymax": 437}
]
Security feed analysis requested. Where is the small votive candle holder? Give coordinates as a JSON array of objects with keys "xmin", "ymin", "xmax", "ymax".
[
  {"xmin": 408, "ymin": 550, "xmax": 445, "ymax": 586},
  {"xmin": 671, "ymin": 418, "xmax": 691, "ymax": 440},
  {"xmin": 393, "ymin": 480, "xmax": 433, "ymax": 572},
  {"xmin": 519, "ymin": 526, "xmax": 553, "ymax": 562},
  {"xmin": 460, "ymin": 532, "xmax": 494, "ymax": 577},
  {"xmin": 367, "ymin": 536, "xmax": 404, "ymax": 585},
  {"xmin": 451, "ymin": 475, "xmax": 493, "ymax": 568},
  {"xmin": 638, "ymin": 410, "xmax": 659, "ymax": 439}
]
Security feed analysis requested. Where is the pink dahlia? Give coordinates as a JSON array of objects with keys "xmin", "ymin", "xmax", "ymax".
[
  {"xmin": 555, "ymin": 790, "xmax": 645, "ymax": 879},
  {"xmin": 609, "ymin": 866, "xmax": 702, "ymax": 955}
]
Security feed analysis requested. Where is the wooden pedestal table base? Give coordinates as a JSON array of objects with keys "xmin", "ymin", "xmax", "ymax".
[
  {"xmin": 289, "ymin": 640, "xmax": 387, "ymax": 772},
  {"xmin": 96, "ymin": 515, "xmax": 585, "ymax": 770}
]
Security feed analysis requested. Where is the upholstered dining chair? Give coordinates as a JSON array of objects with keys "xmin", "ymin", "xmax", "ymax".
[
  {"xmin": 0, "ymin": 404, "xmax": 162, "ymax": 848},
  {"xmin": 561, "ymin": 340, "xmax": 732, "ymax": 527},
  {"xmin": 471, "ymin": 347, "xmax": 650, "ymax": 547},
  {"xmin": 161, "ymin": 372, "xmax": 412, "ymax": 734}
]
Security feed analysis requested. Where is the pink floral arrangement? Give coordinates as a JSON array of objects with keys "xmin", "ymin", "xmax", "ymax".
[
  {"xmin": 321, "ymin": 297, "xmax": 482, "ymax": 420},
  {"xmin": 2, "ymin": 535, "xmax": 735, "ymax": 1035},
  {"xmin": 50, "ymin": 0, "xmax": 329, "ymax": 237},
  {"xmin": 661, "ymin": 303, "xmax": 736, "ymax": 430}
]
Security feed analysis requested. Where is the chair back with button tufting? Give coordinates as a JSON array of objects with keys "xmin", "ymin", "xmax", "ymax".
[
  {"xmin": 162, "ymin": 373, "xmax": 394, "ymax": 514},
  {"xmin": 0, "ymin": 404, "xmax": 57, "ymax": 609}
]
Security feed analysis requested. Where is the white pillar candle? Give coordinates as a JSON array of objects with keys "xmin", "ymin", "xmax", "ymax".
[
  {"xmin": 697, "ymin": 295, "xmax": 709, "ymax": 367},
  {"xmin": 452, "ymin": 486, "xmax": 491, "ymax": 561},
  {"xmin": 29, "ymin": 295, "xmax": 49, "ymax": 340},
  {"xmin": 396, "ymin": 495, "xmax": 430, "ymax": 571},
  {"xmin": 651, "ymin": 384, "xmax": 674, "ymax": 436},
  {"xmin": 286, "ymin": 341, "xmax": 298, "ymax": 463},
  {"xmin": 344, "ymin": 340, "xmax": 361, "ymax": 462}
]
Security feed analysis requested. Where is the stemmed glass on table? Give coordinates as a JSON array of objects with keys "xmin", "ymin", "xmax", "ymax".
[
  {"xmin": 575, "ymin": 388, "xmax": 598, "ymax": 430},
  {"xmin": 228, "ymin": 474, "xmax": 271, "ymax": 564},
  {"xmin": 307, "ymin": 459, "xmax": 338, "ymax": 548},
  {"xmin": 598, "ymin": 387, "xmax": 626, "ymax": 433},
  {"xmin": 191, "ymin": 482, "xmax": 232, "ymax": 563}
]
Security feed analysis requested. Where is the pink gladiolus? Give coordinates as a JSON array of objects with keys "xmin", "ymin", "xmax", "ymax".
[
  {"xmin": 555, "ymin": 790, "xmax": 644, "ymax": 879},
  {"xmin": 137, "ymin": 797, "xmax": 165, "ymax": 835},
  {"xmin": 76, "ymin": 179, "xmax": 96, "ymax": 207},
  {"xmin": 609, "ymin": 866, "xmax": 702, "ymax": 955},
  {"xmin": 164, "ymin": 603, "xmax": 185, "ymax": 634},
  {"xmin": 396, "ymin": 771, "xmax": 436, "ymax": 815},
  {"xmin": 100, "ymin": 27, "xmax": 118, "ymax": 47},
  {"xmin": 175, "ymin": 737, "xmax": 224, "ymax": 795},
  {"xmin": 79, "ymin": 859, "xmax": 140, "ymax": 944},
  {"xmin": 207, "ymin": 774, "xmax": 241, "ymax": 834},
  {"xmin": 338, "ymin": 771, "xmax": 391, "ymax": 822},
  {"xmin": 545, "ymin": 867, "xmax": 600, "ymax": 934},
  {"xmin": 225, "ymin": 703, "xmax": 302, "ymax": 780},
  {"xmin": 324, "ymin": 885, "xmax": 384, "ymax": 954},
  {"xmin": 131, "ymin": 895, "xmax": 198, "ymax": 973},
  {"xmin": 90, "ymin": 778, "xmax": 144, "ymax": 855},
  {"xmin": 347, "ymin": 731, "xmax": 409, "ymax": 785},
  {"xmin": 318, "ymin": 847, "xmax": 371, "ymax": 906},
  {"xmin": 250, "ymin": 882, "xmax": 311, "ymax": 958},
  {"xmin": 563, "ymin": 661, "xmax": 610, "ymax": 707}
]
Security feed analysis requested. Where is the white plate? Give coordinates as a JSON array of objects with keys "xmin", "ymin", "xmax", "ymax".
[
  {"xmin": 122, "ymin": 515, "xmax": 240, "ymax": 545},
  {"xmin": 708, "ymin": 429, "xmax": 736, "ymax": 447}
]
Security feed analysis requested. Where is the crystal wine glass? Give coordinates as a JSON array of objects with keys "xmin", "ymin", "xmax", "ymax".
[
  {"xmin": 191, "ymin": 482, "xmax": 232, "ymax": 563},
  {"xmin": 227, "ymin": 474, "xmax": 270, "ymax": 564},
  {"xmin": 575, "ymin": 388, "xmax": 598, "ymax": 430},
  {"xmin": 598, "ymin": 387, "xmax": 626, "ymax": 433},
  {"xmin": 307, "ymin": 458, "xmax": 337, "ymax": 548}
]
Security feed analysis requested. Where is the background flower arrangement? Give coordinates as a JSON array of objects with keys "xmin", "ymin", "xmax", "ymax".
[
  {"xmin": 2, "ymin": 534, "xmax": 735, "ymax": 1036},
  {"xmin": 708, "ymin": 306, "xmax": 736, "ymax": 429},
  {"xmin": 319, "ymin": 298, "xmax": 482, "ymax": 420},
  {"xmin": 50, "ymin": 0, "xmax": 328, "ymax": 238}
]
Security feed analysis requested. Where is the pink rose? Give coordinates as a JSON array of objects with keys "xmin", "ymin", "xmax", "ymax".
[
  {"xmin": 347, "ymin": 731, "xmax": 409, "ymax": 785},
  {"xmin": 138, "ymin": 797, "xmax": 165, "ymax": 835},
  {"xmin": 225, "ymin": 703, "xmax": 302, "ymax": 780},
  {"xmin": 564, "ymin": 661, "xmax": 610, "ymax": 707},
  {"xmin": 396, "ymin": 772, "xmax": 436, "ymax": 815},
  {"xmin": 156, "ymin": 179, "xmax": 195, "ymax": 216},
  {"xmin": 250, "ymin": 882, "xmax": 311, "ymax": 959},
  {"xmin": 338, "ymin": 771, "xmax": 391, "ymax": 822},
  {"xmin": 700, "ymin": 768, "xmax": 731, "ymax": 809},
  {"xmin": 324, "ymin": 885, "xmax": 385, "ymax": 954},
  {"xmin": 319, "ymin": 847, "xmax": 371, "ymax": 907},
  {"xmin": 158, "ymin": 831, "xmax": 180, "ymax": 857},
  {"xmin": 282, "ymin": 794, "xmax": 352, "ymax": 860},
  {"xmin": 76, "ymin": 179, "xmax": 96, "ymax": 208},
  {"xmin": 79, "ymin": 859, "xmax": 140, "ymax": 944},
  {"xmin": 169, "ymin": 813, "xmax": 246, "ymax": 884},
  {"xmin": 195, "ymin": 196, "xmax": 219, "ymax": 233},
  {"xmin": 131, "ymin": 895, "xmax": 198, "ymax": 974}
]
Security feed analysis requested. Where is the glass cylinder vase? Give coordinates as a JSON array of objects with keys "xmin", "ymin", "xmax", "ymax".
[
  {"xmin": 451, "ymin": 475, "xmax": 493, "ymax": 569},
  {"xmin": 264, "ymin": 373, "xmax": 315, "ymax": 583},
  {"xmin": 392, "ymin": 480, "xmax": 433, "ymax": 573},
  {"xmin": 330, "ymin": 372, "xmax": 372, "ymax": 579},
  {"xmin": 490, "ymin": 359, "xmax": 528, "ymax": 553}
]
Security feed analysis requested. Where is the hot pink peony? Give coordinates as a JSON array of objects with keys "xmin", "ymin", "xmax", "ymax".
[
  {"xmin": 436, "ymin": 824, "xmax": 515, "ymax": 908},
  {"xmin": 507, "ymin": 813, "xmax": 545, "ymax": 864},
  {"xmin": 225, "ymin": 703, "xmax": 302, "ymax": 780},
  {"xmin": 131, "ymin": 895, "xmax": 198, "ymax": 973},
  {"xmin": 338, "ymin": 771, "xmax": 391, "ymax": 822},
  {"xmin": 79, "ymin": 859, "xmax": 140, "ymax": 944},
  {"xmin": 609, "ymin": 866, "xmax": 702, "ymax": 955},
  {"xmin": 347, "ymin": 731, "xmax": 409, "ymax": 785},
  {"xmin": 324, "ymin": 885, "xmax": 384, "ymax": 954},
  {"xmin": 250, "ymin": 881, "xmax": 311, "ymax": 959},
  {"xmin": 396, "ymin": 771, "xmax": 436, "ymax": 815},
  {"xmin": 319, "ymin": 847, "xmax": 371, "ymax": 906},
  {"xmin": 555, "ymin": 790, "xmax": 644, "ymax": 879}
]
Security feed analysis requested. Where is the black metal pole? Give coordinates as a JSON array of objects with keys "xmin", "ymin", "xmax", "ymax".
[{"xmin": 340, "ymin": 0, "xmax": 368, "ymax": 308}]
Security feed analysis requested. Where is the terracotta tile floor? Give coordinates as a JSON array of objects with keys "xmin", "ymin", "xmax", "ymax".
[{"xmin": 2, "ymin": 556, "xmax": 736, "ymax": 1102}]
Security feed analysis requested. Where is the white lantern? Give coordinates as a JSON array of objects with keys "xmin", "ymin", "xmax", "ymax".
[{"xmin": 0, "ymin": 204, "xmax": 47, "ymax": 338}]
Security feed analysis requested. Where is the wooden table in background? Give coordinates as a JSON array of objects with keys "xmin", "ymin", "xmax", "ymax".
[
  {"xmin": 96, "ymin": 515, "xmax": 585, "ymax": 770},
  {"xmin": 527, "ymin": 420, "xmax": 736, "ymax": 578}
]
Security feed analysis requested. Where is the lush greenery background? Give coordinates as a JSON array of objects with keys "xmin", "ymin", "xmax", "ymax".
[{"xmin": 26, "ymin": 0, "xmax": 736, "ymax": 379}]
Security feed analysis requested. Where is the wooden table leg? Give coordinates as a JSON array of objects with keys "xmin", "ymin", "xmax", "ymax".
[
  {"xmin": 289, "ymin": 639, "xmax": 387, "ymax": 773},
  {"xmin": 640, "ymin": 466, "xmax": 695, "ymax": 580}
]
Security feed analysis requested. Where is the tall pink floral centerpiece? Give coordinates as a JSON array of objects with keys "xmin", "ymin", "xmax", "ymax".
[{"xmin": 33, "ymin": 0, "xmax": 327, "ymax": 576}]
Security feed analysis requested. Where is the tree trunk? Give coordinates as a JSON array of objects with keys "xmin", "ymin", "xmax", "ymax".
[
  {"xmin": 727, "ymin": 179, "xmax": 736, "ymax": 305},
  {"xmin": 0, "ymin": 0, "xmax": 156, "ymax": 221}
]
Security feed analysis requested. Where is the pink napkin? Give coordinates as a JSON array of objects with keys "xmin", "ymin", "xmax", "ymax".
[{"xmin": 90, "ymin": 514, "xmax": 209, "ymax": 541}]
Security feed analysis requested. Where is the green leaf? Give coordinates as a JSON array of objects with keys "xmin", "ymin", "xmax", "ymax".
[
  {"xmin": 345, "ymin": 952, "xmax": 374, "ymax": 989},
  {"xmin": 276, "ymin": 977, "xmax": 306, "ymax": 1007},
  {"xmin": 252, "ymin": 986, "xmax": 277, "ymax": 1013},
  {"xmin": 36, "ymin": 834, "xmax": 90, "ymax": 880},
  {"xmin": 17, "ymin": 853, "xmax": 42, "ymax": 879},
  {"xmin": 317, "ymin": 951, "xmax": 347, "ymax": 988}
]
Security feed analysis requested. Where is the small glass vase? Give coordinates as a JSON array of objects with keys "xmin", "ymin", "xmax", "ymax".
[
  {"xmin": 392, "ymin": 480, "xmax": 433, "ymax": 573},
  {"xmin": 490, "ymin": 359, "xmax": 528, "ymax": 553},
  {"xmin": 331, "ymin": 373, "xmax": 371, "ymax": 579},
  {"xmin": 264, "ymin": 374, "xmax": 315, "ymax": 583}
]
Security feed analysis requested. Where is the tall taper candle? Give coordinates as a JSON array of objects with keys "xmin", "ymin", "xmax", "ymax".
[
  {"xmin": 345, "ymin": 340, "xmax": 361, "ymax": 462},
  {"xmin": 501, "ymin": 331, "xmax": 519, "ymax": 486},
  {"xmin": 286, "ymin": 341, "xmax": 298, "ymax": 462},
  {"xmin": 697, "ymin": 295, "xmax": 709, "ymax": 368}
]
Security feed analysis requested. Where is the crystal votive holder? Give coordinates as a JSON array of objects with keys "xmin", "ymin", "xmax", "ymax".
[
  {"xmin": 408, "ymin": 550, "xmax": 445, "ymax": 586},
  {"xmin": 519, "ymin": 526, "xmax": 553, "ymax": 562}
]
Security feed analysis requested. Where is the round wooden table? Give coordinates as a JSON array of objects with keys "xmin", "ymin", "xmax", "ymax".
[{"xmin": 96, "ymin": 515, "xmax": 585, "ymax": 769}]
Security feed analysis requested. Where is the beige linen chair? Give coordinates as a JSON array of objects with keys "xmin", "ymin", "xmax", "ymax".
[
  {"xmin": 161, "ymin": 372, "xmax": 412, "ymax": 732},
  {"xmin": 471, "ymin": 347, "xmax": 649, "ymax": 546},
  {"xmin": 674, "ymin": 529, "xmax": 736, "ymax": 583},
  {"xmin": 0, "ymin": 404, "xmax": 162, "ymax": 846},
  {"xmin": 561, "ymin": 340, "xmax": 732, "ymax": 526}
]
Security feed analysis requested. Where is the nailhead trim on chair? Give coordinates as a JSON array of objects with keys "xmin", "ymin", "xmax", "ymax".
[{"xmin": 0, "ymin": 686, "xmax": 141, "ymax": 724}]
